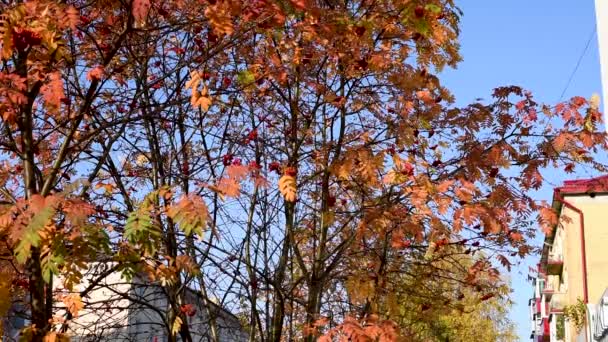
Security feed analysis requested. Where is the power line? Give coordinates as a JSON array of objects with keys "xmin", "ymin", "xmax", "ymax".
[{"xmin": 558, "ymin": 27, "xmax": 597, "ymax": 102}]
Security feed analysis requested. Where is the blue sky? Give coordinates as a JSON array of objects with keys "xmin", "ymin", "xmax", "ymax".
[{"xmin": 441, "ymin": 1, "xmax": 602, "ymax": 340}]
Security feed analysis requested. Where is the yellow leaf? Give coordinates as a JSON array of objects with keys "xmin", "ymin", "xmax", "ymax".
[
  {"xmin": 172, "ymin": 316, "xmax": 183, "ymax": 336},
  {"xmin": 279, "ymin": 175, "xmax": 297, "ymax": 202},
  {"xmin": 204, "ymin": 5, "xmax": 234, "ymax": 35},
  {"xmin": 185, "ymin": 70, "xmax": 201, "ymax": 91},
  {"xmin": 135, "ymin": 153, "xmax": 149, "ymax": 166},
  {"xmin": 62, "ymin": 294, "xmax": 83, "ymax": 317},
  {"xmin": 194, "ymin": 86, "xmax": 212, "ymax": 111}
]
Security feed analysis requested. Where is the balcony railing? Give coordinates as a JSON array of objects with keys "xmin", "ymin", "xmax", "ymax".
[
  {"xmin": 546, "ymin": 253, "xmax": 564, "ymax": 275},
  {"xmin": 542, "ymin": 275, "xmax": 561, "ymax": 298}
]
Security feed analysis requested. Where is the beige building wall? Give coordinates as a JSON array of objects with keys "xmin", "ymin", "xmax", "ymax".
[
  {"xmin": 561, "ymin": 204, "xmax": 585, "ymax": 306},
  {"xmin": 555, "ymin": 194, "xmax": 608, "ymax": 342},
  {"xmin": 559, "ymin": 204, "xmax": 584, "ymax": 342},
  {"xmin": 569, "ymin": 195, "xmax": 608, "ymax": 305}
]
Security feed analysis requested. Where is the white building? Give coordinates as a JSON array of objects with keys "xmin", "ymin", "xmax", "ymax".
[{"xmin": 3, "ymin": 262, "xmax": 247, "ymax": 342}]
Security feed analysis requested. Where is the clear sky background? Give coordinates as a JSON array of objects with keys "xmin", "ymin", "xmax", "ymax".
[{"xmin": 440, "ymin": 1, "xmax": 602, "ymax": 340}]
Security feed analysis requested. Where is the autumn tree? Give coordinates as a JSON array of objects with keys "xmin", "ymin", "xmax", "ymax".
[
  {"xmin": 0, "ymin": 0, "xmax": 279, "ymax": 340},
  {"xmin": 0, "ymin": 0, "xmax": 606, "ymax": 341},
  {"xmin": 377, "ymin": 247, "xmax": 517, "ymax": 342}
]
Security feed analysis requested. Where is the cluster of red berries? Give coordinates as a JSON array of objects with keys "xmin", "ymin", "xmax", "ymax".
[{"xmin": 12, "ymin": 28, "xmax": 42, "ymax": 52}]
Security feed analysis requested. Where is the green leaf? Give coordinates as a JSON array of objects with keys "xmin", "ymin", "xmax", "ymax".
[
  {"xmin": 15, "ymin": 206, "xmax": 55, "ymax": 264},
  {"xmin": 425, "ymin": 4, "xmax": 442, "ymax": 14},
  {"xmin": 237, "ymin": 70, "xmax": 256, "ymax": 86},
  {"xmin": 124, "ymin": 201, "xmax": 160, "ymax": 256},
  {"xmin": 42, "ymin": 254, "xmax": 63, "ymax": 283},
  {"xmin": 414, "ymin": 19, "xmax": 431, "ymax": 36}
]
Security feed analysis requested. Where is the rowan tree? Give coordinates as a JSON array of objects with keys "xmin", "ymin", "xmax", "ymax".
[{"xmin": 0, "ymin": 0, "xmax": 606, "ymax": 341}]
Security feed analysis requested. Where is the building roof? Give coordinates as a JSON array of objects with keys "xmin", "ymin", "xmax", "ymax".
[
  {"xmin": 540, "ymin": 175, "xmax": 608, "ymax": 270},
  {"xmin": 554, "ymin": 174, "xmax": 608, "ymax": 197}
]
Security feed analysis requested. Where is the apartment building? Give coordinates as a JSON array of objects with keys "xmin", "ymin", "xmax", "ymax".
[
  {"xmin": 3, "ymin": 262, "xmax": 247, "ymax": 341},
  {"xmin": 530, "ymin": 175, "xmax": 608, "ymax": 342}
]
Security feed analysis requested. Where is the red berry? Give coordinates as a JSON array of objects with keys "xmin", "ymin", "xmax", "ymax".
[
  {"xmin": 247, "ymin": 129, "xmax": 258, "ymax": 141},
  {"xmin": 400, "ymin": 164, "xmax": 414, "ymax": 177},
  {"xmin": 180, "ymin": 304, "xmax": 196, "ymax": 317},
  {"xmin": 222, "ymin": 154, "xmax": 233, "ymax": 166},
  {"xmin": 248, "ymin": 161, "xmax": 261, "ymax": 170},
  {"xmin": 414, "ymin": 6, "xmax": 425, "ymax": 18},
  {"xmin": 208, "ymin": 31, "xmax": 218, "ymax": 43},
  {"xmin": 284, "ymin": 166, "xmax": 297, "ymax": 177},
  {"xmin": 327, "ymin": 195, "xmax": 336, "ymax": 207},
  {"xmin": 12, "ymin": 28, "xmax": 42, "ymax": 52},
  {"xmin": 269, "ymin": 161, "xmax": 281, "ymax": 173}
]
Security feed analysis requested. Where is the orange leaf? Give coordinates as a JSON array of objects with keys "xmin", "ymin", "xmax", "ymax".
[
  {"xmin": 226, "ymin": 164, "xmax": 249, "ymax": 181},
  {"xmin": 41, "ymin": 72, "xmax": 64, "ymax": 112},
  {"xmin": 132, "ymin": 0, "xmax": 151, "ymax": 25},
  {"xmin": 279, "ymin": 175, "xmax": 296, "ymax": 202},
  {"xmin": 65, "ymin": 6, "xmax": 80, "ymax": 31},
  {"xmin": 62, "ymin": 293, "xmax": 84, "ymax": 317},
  {"xmin": 86, "ymin": 66, "xmax": 104, "ymax": 81},
  {"xmin": 215, "ymin": 178, "xmax": 240, "ymax": 198}
]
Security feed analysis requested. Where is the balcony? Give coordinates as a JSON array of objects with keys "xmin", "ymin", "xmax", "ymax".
[
  {"xmin": 546, "ymin": 253, "xmax": 563, "ymax": 275},
  {"xmin": 542, "ymin": 275, "xmax": 561, "ymax": 298},
  {"xmin": 550, "ymin": 292, "xmax": 566, "ymax": 313}
]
